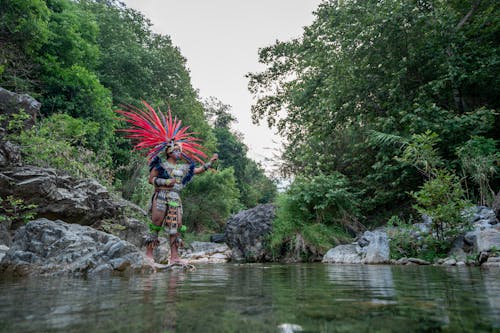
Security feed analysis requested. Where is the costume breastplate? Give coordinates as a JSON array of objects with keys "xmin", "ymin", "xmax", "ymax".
[{"xmin": 161, "ymin": 162, "xmax": 186, "ymax": 193}]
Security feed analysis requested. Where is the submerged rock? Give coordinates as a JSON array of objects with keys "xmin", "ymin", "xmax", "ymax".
[
  {"xmin": 323, "ymin": 229, "xmax": 390, "ymax": 264},
  {"xmin": 224, "ymin": 204, "xmax": 275, "ymax": 262},
  {"xmin": 0, "ymin": 218, "xmax": 149, "ymax": 276}
]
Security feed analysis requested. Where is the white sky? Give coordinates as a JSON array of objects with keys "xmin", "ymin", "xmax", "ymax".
[{"xmin": 121, "ymin": 0, "xmax": 322, "ymax": 169}]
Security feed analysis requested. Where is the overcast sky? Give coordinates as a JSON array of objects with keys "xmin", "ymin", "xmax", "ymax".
[{"xmin": 121, "ymin": 0, "xmax": 322, "ymax": 168}]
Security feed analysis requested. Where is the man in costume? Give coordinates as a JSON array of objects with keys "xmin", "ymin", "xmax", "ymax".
[{"xmin": 117, "ymin": 101, "xmax": 217, "ymax": 266}]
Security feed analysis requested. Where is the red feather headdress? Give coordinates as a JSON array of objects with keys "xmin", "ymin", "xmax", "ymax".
[{"xmin": 115, "ymin": 101, "xmax": 207, "ymax": 163}]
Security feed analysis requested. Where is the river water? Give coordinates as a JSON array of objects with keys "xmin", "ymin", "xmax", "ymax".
[{"xmin": 0, "ymin": 264, "xmax": 498, "ymax": 332}]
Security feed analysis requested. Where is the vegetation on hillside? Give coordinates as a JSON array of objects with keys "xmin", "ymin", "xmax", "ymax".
[{"xmin": 0, "ymin": 0, "xmax": 276, "ymax": 234}]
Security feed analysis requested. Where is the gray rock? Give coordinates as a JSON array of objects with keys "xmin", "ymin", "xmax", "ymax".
[
  {"xmin": 0, "ymin": 218, "xmax": 148, "ymax": 276},
  {"xmin": 152, "ymin": 236, "xmax": 171, "ymax": 264},
  {"xmin": 361, "ymin": 230, "xmax": 390, "ymax": 264},
  {"xmin": 224, "ymin": 204, "xmax": 275, "ymax": 262},
  {"xmin": 408, "ymin": 257, "xmax": 431, "ymax": 265},
  {"xmin": 0, "ymin": 140, "xmax": 21, "ymax": 167},
  {"xmin": 0, "ymin": 244, "xmax": 9, "ymax": 262},
  {"xmin": 464, "ymin": 225, "xmax": 500, "ymax": 253},
  {"xmin": 94, "ymin": 215, "xmax": 148, "ymax": 249},
  {"xmin": 188, "ymin": 241, "xmax": 229, "ymax": 255},
  {"xmin": 442, "ymin": 258, "xmax": 457, "ymax": 266},
  {"xmin": 183, "ymin": 241, "xmax": 231, "ymax": 263},
  {"xmin": 322, "ymin": 244, "xmax": 363, "ymax": 264},
  {"xmin": 468, "ymin": 206, "xmax": 498, "ymax": 225},
  {"xmin": 396, "ymin": 257, "xmax": 409, "ymax": 265},
  {"xmin": 0, "ymin": 87, "xmax": 40, "ymax": 133},
  {"xmin": 322, "ymin": 229, "xmax": 389, "ymax": 264},
  {"xmin": 0, "ymin": 219, "xmax": 12, "ymax": 246},
  {"xmin": 482, "ymin": 256, "xmax": 500, "ymax": 267},
  {"xmin": 0, "ymin": 166, "xmax": 121, "ymax": 226}
]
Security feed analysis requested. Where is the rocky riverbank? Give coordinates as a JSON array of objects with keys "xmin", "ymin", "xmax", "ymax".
[
  {"xmin": 322, "ymin": 205, "xmax": 500, "ymax": 267},
  {"xmin": 1, "ymin": 87, "xmax": 498, "ymax": 277}
]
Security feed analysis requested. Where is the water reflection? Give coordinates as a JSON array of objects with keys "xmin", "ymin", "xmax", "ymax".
[
  {"xmin": 325, "ymin": 264, "xmax": 396, "ymax": 301},
  {"xmin": 0, "ymin": 264, "xmax": 498, "ymax": 332}
]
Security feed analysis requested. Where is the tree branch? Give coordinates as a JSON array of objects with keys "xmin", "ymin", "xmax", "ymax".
[{"xmin": 456, "ymin": 0, "xmax": 482, "ymax": 30}]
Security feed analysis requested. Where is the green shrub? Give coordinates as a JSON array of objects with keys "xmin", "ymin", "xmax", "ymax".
[
  {"xmin": 387, "ymin": 216, "xmax": 450, "ymax": 262},
  {"xmin": 182, "ymin": 168, "xmax": 240, "ymax": 233},
  {"xmin": 12, "ymin": 114, "xmax": 113, "ymax": 185},
  {"xmin": 268, "ymin": 173, "xmax": 356, "ymax": 261},
  {"xmin": 411, "ymin": 169, "xmax": 472, "ymax": 243}
]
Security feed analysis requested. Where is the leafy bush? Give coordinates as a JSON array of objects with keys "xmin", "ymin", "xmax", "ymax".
[
  {"xmin": 411, "ymin": 170, "xmax": 472, "ymax": 243},
  {"xmin": 386, "ymin": 131, "xmax": 474, "ymax": 261},
  {"xmin": 13, "ymin": 114, "xmax": 113, "ymax": 185},
  {"xmin": 268, "ymin": 173, "xmax": 356, "ymax": 261},
  {"xmin": 388, "ymin": 216, "xmax": 451, "ymax": 262},
  {"xmin": 182, "ymin": 168, "xmax": 240, "ymax": 232}
]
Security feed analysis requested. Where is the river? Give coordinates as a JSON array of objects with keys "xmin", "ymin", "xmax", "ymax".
[{"xmin": 0, "ymin": 264, "xmax": 498, "ymax": 332}]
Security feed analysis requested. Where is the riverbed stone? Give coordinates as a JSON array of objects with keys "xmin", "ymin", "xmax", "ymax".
[
  {"xmin": 224, "ymin": 204, "xmax": 275, "ymax": 262},
  {"xmin": 183, "ymin": 241, "xmax": 231, "ymax": 263},
  {"xmin": 322, "ymin": 244, "xmax": 363, "ymax": 264},
  {"xmin": 408, "ymin": 258, "xmax": 431, "ymax": 265},
  {"xmin": 0, "ymin": 218, "xmax": 149, "ymax": 276},
  {"xmin": 322, "ymin": 229, "xmax": 389, "ymax": 264}
]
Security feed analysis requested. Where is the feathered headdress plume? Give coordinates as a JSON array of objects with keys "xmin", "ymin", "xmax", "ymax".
[{"xmin": 115, "ymin": 101, "xmax": 207, "ymax": 162}]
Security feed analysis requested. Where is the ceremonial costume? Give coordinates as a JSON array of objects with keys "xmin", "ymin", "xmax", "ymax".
[{"xmin": 116, "ymin": 101, "xmax": 216, "ymax": 265}]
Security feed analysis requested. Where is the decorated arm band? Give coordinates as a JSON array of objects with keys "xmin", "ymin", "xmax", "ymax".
[{"xmin": 203, "ymin": 162, "xmax": 212, "ymax": 171}]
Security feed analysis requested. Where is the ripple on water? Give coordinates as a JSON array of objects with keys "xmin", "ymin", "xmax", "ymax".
[{"xmin": 0, "ymin": 264, "xmax": 498, "ymax": 332}]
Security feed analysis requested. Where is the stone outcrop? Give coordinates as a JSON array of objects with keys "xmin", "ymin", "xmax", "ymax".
[
  {"xmin": 0, "ymin": 140, "xmax": 21, "ymax": 167},
  {"xmin": 0, "ymin": 87, "xmax": 40, "ymax": 132},
  {"xmin": 182, "ymin": 241, "xmax": 232, "ymax": 263},
  {"xmin": 0, "ymin": 166, "xmax": 122, "ymax": 226},
  {"xmin": 0, "ymin": 218, "xmax": 149, "ymax": 276},
  {"xmin": 224, "ymin": 204, "xmax": 275, "ymax": 262},
  {"xmin": 322, "ymin": 230, "xmax": 390, "ymax": 264},
  {"xmin": 388, "ymin": 206, "xmax": 500, "ymax": 267},
  {"xmin": 462, "ymin": 206, "xmax": 500, "ymax": 267}
]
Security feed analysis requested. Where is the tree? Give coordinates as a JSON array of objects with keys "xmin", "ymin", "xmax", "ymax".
[
  {"xmin": 203, "ymin": 97, "xmax": 277, "ymax": 208},
  {"xmin": 248, "ymin": 0, "xmax": 499, "ymax": 223}
]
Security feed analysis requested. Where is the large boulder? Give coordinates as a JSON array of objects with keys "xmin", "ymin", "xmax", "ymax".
[
  {"xmin": 0, "ymin": 218, "xmax": 149, "ymax": 276},
  {"xmin": 323, "ymin": 230, "xmax": 390, "ymax": 264},
  {"xmin": 224, "ymin": 204, "xmax": 275, "ymax": 262},
  {"xmin": 0, "ymin": 87, "xmax": 40, "ymax": 133},
  {"xmin": 0, "ymin": 166, "xmax": 121, "ymax": 226}
]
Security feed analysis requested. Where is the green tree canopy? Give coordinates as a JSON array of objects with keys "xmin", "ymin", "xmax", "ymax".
[{"xmin": 248, "ymin": 0, "xmax": 499, "ymax": 222}]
